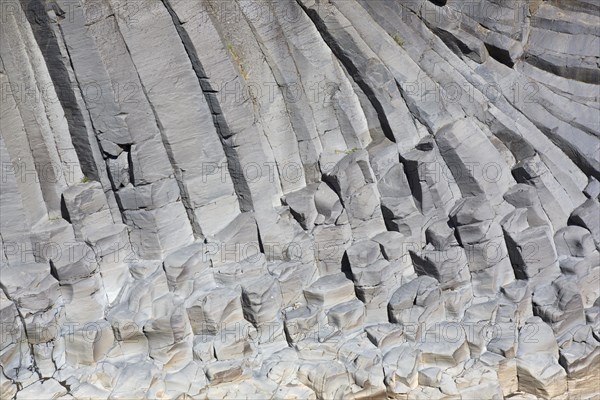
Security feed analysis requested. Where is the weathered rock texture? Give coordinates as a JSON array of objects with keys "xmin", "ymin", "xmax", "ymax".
[{"xmin": 1, "ymin": 0, "xmax": 599, "ymax": 398}]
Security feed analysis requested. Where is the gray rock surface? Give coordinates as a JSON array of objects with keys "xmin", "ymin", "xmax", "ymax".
[{"xmin": 1, "ymin": 0, "xmax": 598, "ymax": 398}]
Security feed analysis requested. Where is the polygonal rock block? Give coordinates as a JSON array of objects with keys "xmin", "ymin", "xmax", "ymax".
[
  {"xmin": 81, "ymin": 222, "xmax": 129, "ymax": 258},
  {"xmin": 372, "ymin": 230, "xmax": 408, "ymax": 260},
  {"xmin": 365, "ymin": 323, "xmax": 406, "ymax": 352},
  {"xmin": 284, "ymin": 306, "xmax": 321, "ymax": 344},
  {"xmin": 186, "ymin": 288, "xmax": 244, "ymax": 335},
  {"xmin": 326, "ymin": 298, "xmax": 364, "ymax": 332},
  {"xmin": 163, "ymin": 242, "xmax": 211, "ymax": 296},
  {"xmin": 569, "ymin": 198, "xmax": 600, "ymax": 246},
  {"xmin": 212, "ymin": 254, "xmax": 267, "ymax": 287},
  {"xmin": 425, "ymin": 220, "xmax": 458, "ymax": 251},
  {"xmin": 517, "ymin": 354, "xmax": 567, "ymax": 398},
  {"xmin": 388, "ymin": 276, "xmax": 440, "ymax": 315},
  {"xmin": 346, "ymin": 240, "xmax": 382, "ymax": 270},
  {"xmin": 304, "ymin": 273, "xmax": 356, "ymax": 308},
  {"xmin": 503, "ymin": 225, "xmax": 561, "ymax": 288},
  {"xmin": 49, "ymin": 242, "xmax": 98, "ymax": 283},
  {"xmin": 267, "ymin": 261, "xmax": 318, "ymax": 307},
  {"xmin": 532, "ymin": 277, "xmax": 585, "ymax": 338},
  {"xmin": 419, "ymin": 322, "xmax": 470, "ymax": 368},
  {"xmin": 313, "ymin": 181, "xmax": 344, "ymax": 225},
  {"xmin": 558, "ymin": 325, "xmax": 600, "ymax": 379},
  {"xmin": 383, "ymin": 344, "xmax": 420, "ymax": 392},
  {"xmin": 241, "ymin": 275, "xmax": 283, "ymax": 325},
  {"xmin": 410, "ymin": 247, "xmax": 471, "ymax": 290},
  {"xmin": 61, "ymin": 182, "xmax": 108, "ymax": 224},
  {"xmin": 64, "ymin": 319, "xmax": 115, "ymax": 366},
  {"xmin": 205, "ymin": 360, "xmax": 245, "ymax": 384},
  {"xmin": 350, "ymin": 259, "xmax": 393, "ymax": 289},
  {"xmin": 554, "ymin": 225, "xmax": 595, "ymax": 257},
  {"xmin": 284, "ymin": 183, "xmax": 319, "ymax": 230},
  {"xmin": 116, "ymin": 179, "xmax": 180, "ymax": 211}
]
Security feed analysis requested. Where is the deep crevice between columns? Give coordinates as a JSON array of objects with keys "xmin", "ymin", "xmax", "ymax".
[{"xmin": 295, "ymin": 0, "xmax": 397, "ymax": 145}]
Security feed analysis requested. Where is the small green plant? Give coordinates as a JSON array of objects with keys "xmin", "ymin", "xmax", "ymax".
[
  {"xmin": 80, "ymin": 176, "xmax": 90, "ymax": 183},
  {"xmin": 335, "ymin": 147, "xmax": 360, "ymax": 155},
  {"xmin": 226, "ymin": 42, "xmax": 250, "ymax": 81},
  {"xmin": 392, "ymin": 34, "xmax": 404, "ymax": 47}
]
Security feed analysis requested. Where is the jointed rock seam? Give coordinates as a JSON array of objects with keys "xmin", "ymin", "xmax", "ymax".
[{"xmin": 1, "ymin": 0, "xmax": 599, "ymax": 398}]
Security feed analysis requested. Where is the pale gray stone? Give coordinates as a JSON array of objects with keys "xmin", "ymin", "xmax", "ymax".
[
  {"xmin": 3, "ymin": 0, "xmax": 598, "ymax": 396},
  {"xmin": 304, "ymin": 273, "xmax": 356, "ymax": 309},
  {"xmin": 554, "ymin": 226, "xmax": 595, "ymax": 258},
  {"xmin": 569, "ymin": 198, "xmax": 600, "ymax": 247}
]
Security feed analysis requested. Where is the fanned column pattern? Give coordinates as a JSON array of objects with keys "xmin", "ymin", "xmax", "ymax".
[{"xmin": 1, "ymin": 0, "xmax": 598, "ymax": 398}]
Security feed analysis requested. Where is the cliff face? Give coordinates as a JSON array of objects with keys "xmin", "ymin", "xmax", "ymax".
[{"xmin": 1, "ymin": 0, "xmax": 599, "ymax": 398}]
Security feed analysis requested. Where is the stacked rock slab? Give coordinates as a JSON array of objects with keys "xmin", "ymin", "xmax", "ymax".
[{"xmin": 1, "ymin": 0, "xmax": 598, "ymax": 398}]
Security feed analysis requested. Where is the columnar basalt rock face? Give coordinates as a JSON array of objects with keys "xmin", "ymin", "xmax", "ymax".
[{"xmin": 0, "ymin": 0, "xmax": 598, "ymax": 398}]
